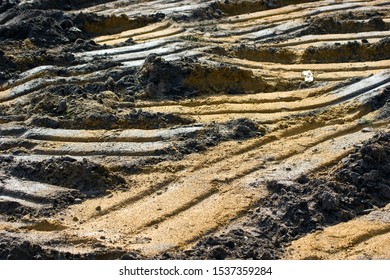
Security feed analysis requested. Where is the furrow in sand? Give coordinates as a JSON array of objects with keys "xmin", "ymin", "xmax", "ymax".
[
  {"xmin": 103, "ymin": 126, "xmax": 384, "ymax": 255},
  {"xmin": 0, "ymin": 126, "xmax": 203, "ymax": 143},
  {"xmin": 29, "ymin": 141, "xmax": 172, "ymax": 157},
  {"xmin": 138, "ymin": 72, "xmax": 390, "ymax": 121},
  {"xmin": 2, "ymin": 0, "xmax": 390, "ymax": 260}
]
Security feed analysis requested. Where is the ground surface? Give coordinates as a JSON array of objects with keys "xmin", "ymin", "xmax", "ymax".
[{"xmin": 0, "ymin": 0, "xmax": 390, "ymax": 259}]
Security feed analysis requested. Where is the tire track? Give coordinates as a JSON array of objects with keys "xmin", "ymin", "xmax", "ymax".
[{"xmin": 1, "ymin": 0, "xmax": 390, "ymax": 258}]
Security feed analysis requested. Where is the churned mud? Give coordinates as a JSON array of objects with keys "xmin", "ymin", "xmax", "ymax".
[{"xmin": 0, "ymin": 0, "xmax": 390, "ymax": 259}]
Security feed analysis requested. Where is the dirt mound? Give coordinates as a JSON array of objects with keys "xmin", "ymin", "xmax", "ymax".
[
  {"xmin": 138, "ymin": 55, "xmax": 266, "ymax": 99},
  {"xmin": 27, "ymin": 97, "xmax": 194, "ymax": 130},
  {"xmin": 233, "ymin": 38, "xmax": 390, "ymax": 64},
  {"xmin": 175, "ymin": 118, "xmax": 264, "ymax": 155},
  {"xmin": 225, "ymin": 118, "xmax": 264, "ymax": 139},
  {"xmin": 0, "ymin": 233, "xmax": 130, "ymax": 260},
  {"xmin": 302, "ymin": 13, "xmax": 388, "ymax": 35},
  {"xmin": 231, "ymin": 45, "xmax": 297, "ymax": 64},
  {"xmin": 138, "ymin": 55, "xmax": 193, "ymax": 99},
  {"xmin": 1, "ymin": 72, "xmax": 194, "ymax": 130},
  {"xmin": 1, "ymin": 156, "xmax": 125, "ymax": 195},
  {"xmin": 0, "ymin": 9, "xmax": 88, "ymax": 47},
  {"xmin": 0, "ymin": 199, "xmax": 31, "ymax": 217},
  {"xmin": 28, "ymin": 110, "xmax": 193, "ymax": 130},
  {"xmin": 0, "ymin": 41, "xmax": 78, "ymax": 77},
  {"xmin": 302, "ymin": 38, "xmax": 390, "ymax": 63}
]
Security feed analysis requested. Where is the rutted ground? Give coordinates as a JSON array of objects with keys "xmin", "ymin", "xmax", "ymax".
[
  {"xmin": 0, "ymin": 0, "xmax": 390, "ymax": 259},
  {"xmin": 286, "ymin": 206, "xmax": 390, "ymax": 260}
]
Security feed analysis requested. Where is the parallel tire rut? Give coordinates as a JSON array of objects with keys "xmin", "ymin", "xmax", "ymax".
[{"xmin": 0, "ymin": 0, "xmax": 390, "ymax": 260}]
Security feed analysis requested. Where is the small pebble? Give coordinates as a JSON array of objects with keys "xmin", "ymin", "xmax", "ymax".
[
  {"xmin": 74, "ymin": 198, "xmax": 82, "ymax": 204},
  {"xmin": 362, "ymin": 127, "xmax": 372, "ymax": 133}
]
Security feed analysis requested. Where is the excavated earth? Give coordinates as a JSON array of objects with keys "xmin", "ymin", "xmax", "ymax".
[{"xmin": 0, "ymin": 0, "xmax": 390, "ymax": 259}]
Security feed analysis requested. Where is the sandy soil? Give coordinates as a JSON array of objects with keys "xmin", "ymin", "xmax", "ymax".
[{"xmin": 0, "ymin": 0, "xmax": 389, "ymax": 259}]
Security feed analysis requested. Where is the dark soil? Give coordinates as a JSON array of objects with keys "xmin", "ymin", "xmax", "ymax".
[
  {"xmin": 0, "ymin": 8, "xmax": 89, "ymax": 47},
  {"xmin": 371, "ymin": 86, "xmax": 390, "ymax": 119},
  {"xmin": 232, "ymin": 38, "xmax": 390, "ymax": 64},
  {"xmin": 212, "ymin": 0, "xmax": 317, "ymax": 17},
  {"xmin": 231, "ymin": 44, "xmax": 297, "ymax": 64},
  {"xmin": 173, "ymin": 118, "xmax": 265, "ymax": 156},
  {"xmin": 0, "ymin": 1, "xmax": 18, "ymax": 14},
  {"xmin": 28, "ymin": 109, "xmax": 194, "ymax": 130},
  {"xmin": 1, "ymin": 0, "xmax": 148, "ymax": 39},
  {"xmin": 0, "ymin": 3, "xmax": 121, "ymax": 78},
  {"xmin": 1, "ymin": 65, "xmax": 195, "ymax": 130},
  {"xmin": 0, "ymin": 233, "xmax": 131, "ymax": 260},
  {"xmin": 301, "ymin": 13, "xmax": 389, "ymax": 35},
  {"xmin": 0, "ymin": 156, "xmax": 126, "ymax": 196},
  {"xmin": 302, "ymin": 38, "xmax": 390, "ymax": 64},
  {"xmin": 18, "ymin": 0, "xmax": 115, "ymax": 11},
  {"xmin": 0, "ymin": 199, "xmax": 34, "ymax": 218},
  {"xmin": 89, "ymin": 118, "xmax": 265, "ymax": 177},
  {"xmin": 161, "ymin": 132, "xmax": 390, "ymax": 259},
  {"xmin": 0, "ymin": 155, "xmax": 127, "ymax": 218},
  {"xmin": 376, "ymin": 97, "xmax": 390, "ymax": 120},
  {"xmin": 137, "ymin": 54, "xmax": 267, "ymax": 99}
]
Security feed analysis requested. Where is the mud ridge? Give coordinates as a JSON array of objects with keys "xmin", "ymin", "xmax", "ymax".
[
  {"xmin": 1, "ymin": 156, "xmax": 126, "ymax": 196},
  {"xmin": 0, "ymin": 233, "xmax": 131, "ymax": 260}
]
